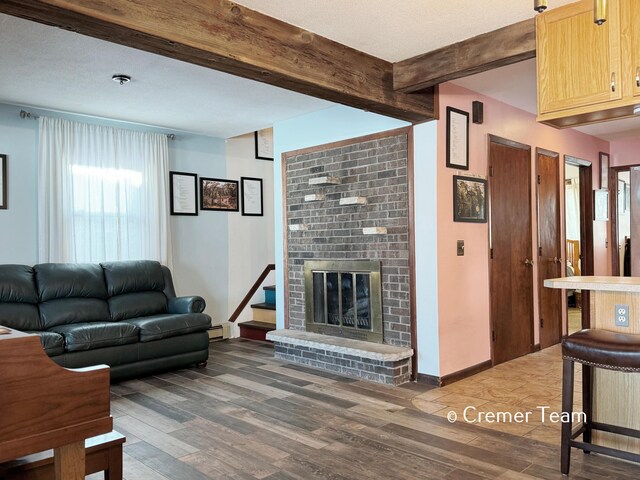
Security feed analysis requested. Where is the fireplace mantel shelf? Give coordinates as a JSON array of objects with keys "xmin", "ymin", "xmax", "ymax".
[{"xmin": 266, "ymin": 329, "xmax": 413, "ymax": 362}]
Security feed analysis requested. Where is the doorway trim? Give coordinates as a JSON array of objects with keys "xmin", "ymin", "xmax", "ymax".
[
  {"xmin": 564, "ymin": 155, "xmax": 593, "ymax": 329},
  {"xmin": 488, "ymin": 134, "xmax": 534, "ymax": 365},
  {"xmin": 536, "ymin": 147, "xmax": 562, "ymax": 348},
  {"xmin": 610, "ymin": 164, "xmax": 640, "ymax": 276}
]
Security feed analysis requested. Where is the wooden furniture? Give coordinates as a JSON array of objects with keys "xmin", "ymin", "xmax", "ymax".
[
  {"xmin": 560, "ymin": 329, "xmax": 640, "ymax": 474},
  {"xmin": 0, "ymin": 327, "xmax": 113, "ymax": 480},
  {"xmin": 536, "ymin": 0, "xmax": 640, "ymax": 128},
  {"xmin": 0, "ymin": 431, "xmax": 125, "ymax": 480},
  {"xmin": 544, "ymin": 276, "xmax": 640, "ymax": 458}
]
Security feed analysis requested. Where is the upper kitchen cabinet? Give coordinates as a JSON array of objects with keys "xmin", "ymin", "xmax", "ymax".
[
  {"xmin": 621, "ymin": 0, "xmax": 640, "ymax": 99},
  {"xmin": 536, "ymin": 0, "xmax": 640, "ymax": 127}
]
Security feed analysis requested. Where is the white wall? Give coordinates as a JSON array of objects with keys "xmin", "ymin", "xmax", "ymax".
[
  {"xmin": 413, "ymin": 122, "xmax": 440, "ymax": 376},
  {"xmin": 168, "ymin": 133, "xmax": 229, "ymax": 323},
  {"xmin": 0, "ymin": 103, "xmax": 38, "ymax": 264},
  {"xmin": 226, "ymin": 132, "xmax": 276, "ymax": 335}
]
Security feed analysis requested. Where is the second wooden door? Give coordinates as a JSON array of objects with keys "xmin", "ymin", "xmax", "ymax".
[{"xmin": 537, "ymin": 149, "xmax": 562, "ymax": 349}]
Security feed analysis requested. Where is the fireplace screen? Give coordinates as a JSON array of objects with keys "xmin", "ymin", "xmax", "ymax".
[{"xmin": 304, "ymin": 260, "xmax": 383, "ymax": 343}]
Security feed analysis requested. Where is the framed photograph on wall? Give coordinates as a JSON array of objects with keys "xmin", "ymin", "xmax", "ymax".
[
  {"xmin": 594, "ymin": 189, "xmax": 609, "ymax": 221},
  {"xmin": 599, "ymin": 152, "xmax": 610, "ymax": 189},
  {"xmin": 241, "ymin": 177, "xmax": 263, "ymax": 216},
  {"xmin": 255, "ymin": 128, "xmax": 274, "ymax": 161},
  {"xmin": 200, "ymin": 177, "xmax": 239, "ymax": 212},
  {"xmin": 0, "ymin": 154, "xmax": 6, "ymax": 210},
  {"xmin": 453, "ymin": 175, "xmax": 487, "ymax": 223},
  {"xmin": 446, "ymin": 107, "xmax": 469, "ymax": 170},
  {"xmin": 169, "ymin": 171, "xmax": 198, "ymax": 216}
]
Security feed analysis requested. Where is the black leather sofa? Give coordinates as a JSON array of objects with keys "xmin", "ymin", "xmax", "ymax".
[{"xmin": 0, "ymin": 260, "xmax": 211, "ymax": 381}]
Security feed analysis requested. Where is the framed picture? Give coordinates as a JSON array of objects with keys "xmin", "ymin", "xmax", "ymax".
[
  {"xmin": 446, "ymin": 107, "xmax": 469, "ymax": 170},
  {"xmin": 241, "ymin": 177, "xmax": 263, "ymax": 216},
  {"xmin": 169, "ymin": 171, "xmax": 198, "ymax": 216},
  {"xmin": 453, "ymin": 175, "xmax": 487, "ymax": 223},
  {"xmin": 599, "ymin": 152, "xmax": 609, "ymax": 189},
  {"xmin": 594, "ymin": 189, "xmax": 609, "ymax": 221},
  {"xmin": 0, "ymin": 154, "xmax": 6, "ymax": 210},
  {"xmin": 200, "ymin": 177, "xmax": 239, "ymax": 212},
  {"xmin": 255, "ymin": 128, "xmax": 274, "ymax": 161}
]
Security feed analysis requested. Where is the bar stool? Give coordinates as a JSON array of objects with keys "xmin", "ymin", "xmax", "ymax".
[{"xmin": 561, "ymin": 329, "xmax": 640, "ymax": 474}]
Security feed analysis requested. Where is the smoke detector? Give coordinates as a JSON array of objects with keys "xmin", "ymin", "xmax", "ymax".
[{"xmin": 112, "ymin": 74, "xmax": 131, "ymax": 85}]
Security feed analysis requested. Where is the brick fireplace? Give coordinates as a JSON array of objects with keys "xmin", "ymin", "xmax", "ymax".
[{"xmin": 267, "ymin": 128, "xmax": 414, "ymax": 385}]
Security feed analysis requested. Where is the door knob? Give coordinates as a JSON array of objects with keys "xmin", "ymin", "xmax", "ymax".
[
  {"xmin": 553, "ymin": 256, "xmax": 562, "ymax": 264},
  {"xmin": 524, "ymin": 259, "xmax": 534, "ymax": 266}
]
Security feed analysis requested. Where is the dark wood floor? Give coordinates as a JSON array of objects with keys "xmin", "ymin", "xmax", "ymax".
[{"xmin": 102, "ymin": 339, "xmax": 640, "ymax": 480}]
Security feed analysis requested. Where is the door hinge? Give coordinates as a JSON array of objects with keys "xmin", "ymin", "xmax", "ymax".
[
  {"xmin": 492, "ymin": 330, "xmax": 496, "ymax": 342},
  {"xmin": 539, "ymin": 246, "xmax": 543, "ymax": 257},
  {"xmin": 541, "ymin": 318, "xmax": 544, "ymax": 328},
  {"xmin": 489, "ymin": 166, "xmax": 494, "ymax": 177},
  {"xmin": 537, "ymin": 175, "xmax": 541, "ymax": 184},
  {"xmin": 490, "ymin": 248, "xmax": 494, "ymax": 259}
]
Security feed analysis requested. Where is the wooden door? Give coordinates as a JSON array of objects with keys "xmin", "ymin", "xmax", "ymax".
[
  {"xmin": 536, "ymin": 0, "xmax": 622, "ymax": 114},
  {"xmin": 489, "ymin": 136, "xmax": 534, "ymax": 365},
  {"xmin": 631, "ymin": 168, "xmax": 640, "ymax": 275},
  {"xmin": 621, "ymin": 0, "xmax": 640, "ymax": 98},
  {"xmin": 537, "ymin": 149, "xmax": 562, "ymax": 348}
]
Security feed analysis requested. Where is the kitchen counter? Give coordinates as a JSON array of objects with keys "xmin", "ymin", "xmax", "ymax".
[{"xmin": 545, "ymin": 276, "xmax": 640, "ymax": 454}]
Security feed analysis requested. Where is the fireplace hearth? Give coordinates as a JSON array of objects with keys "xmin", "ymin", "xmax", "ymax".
[{"xmin": 304, "ymin": 260, "xmax": 383, "ymax": 343}]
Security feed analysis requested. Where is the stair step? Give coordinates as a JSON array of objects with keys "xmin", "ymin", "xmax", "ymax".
[
  {"xmin": 251, "ymin": 302, "xmax": 276, "ymax": 310},
  {"xmin": 240, "ymin": 321, "xmax": 276, "ymax": 331},
  {"xmin": 239, "ymin": 321, "xmax": 276, "ymax": 342}
]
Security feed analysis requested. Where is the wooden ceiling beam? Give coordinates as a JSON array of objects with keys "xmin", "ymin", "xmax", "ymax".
[
  {"xmin": 394, "ymin": 19, "xmax": 536, "ymax": 93},
  {"xmin": 0, "ymin": 0, "xmax": 435, "ymax": 123}
]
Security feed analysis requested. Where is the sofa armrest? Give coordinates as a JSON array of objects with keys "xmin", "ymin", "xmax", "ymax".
[{"xmin": 168, "ymin": 296, "xmax": 206, "ymax": 314}]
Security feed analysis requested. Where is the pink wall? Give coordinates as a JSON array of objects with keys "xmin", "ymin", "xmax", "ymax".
[
  {"xmin": 437, "ymin": 83, "xmax": 610, "ymax": 377},
  {"xmin": 611, "ymin": 139, "xmax": 640, "ymax": 167}
]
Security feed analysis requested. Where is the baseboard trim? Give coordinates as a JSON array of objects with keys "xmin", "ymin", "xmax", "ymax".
[
  {"xmin": 416, "ymin": 373, "xmax": 440, "ymax": 387},
  {"xmin": 533, "ymin": 343, "xmax": 541, "ymax": 352},
  {"xmin": 417, "ymin": 359, "xmax": 492, "ymax": 387}
]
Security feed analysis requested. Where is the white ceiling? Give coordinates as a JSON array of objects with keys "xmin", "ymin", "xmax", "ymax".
[
  {"xmin": 2, "ymin": 2, "xmax": 639, "ymax": 141},
  {"xmin": 452, "ymin": 59, "xmax": 640, "ymax": 141},
  {"xmin": 0, "ymin": 14, "xmax": 332, "ymax": 138},
  {"xmin": 234, "ymin": 0, "xmax": 577, "ymax": 62}
]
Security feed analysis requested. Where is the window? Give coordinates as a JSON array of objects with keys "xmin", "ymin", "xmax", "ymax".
[{"xmin": 38, "ymin": 117, "xmax": 172, "ymax": 265}]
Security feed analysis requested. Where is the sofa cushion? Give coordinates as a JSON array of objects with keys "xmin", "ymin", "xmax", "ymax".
[
  {"xmin": 27, "ymin": 330, "xmax": 65, "ymax": 356},
  {"xmin": 121, "ymin": 313, "xmax": 211, "ymax": 342},
  {"xmin": 49, "ymin": 322, "xmax": 139, "ymax": 352},
  {"xmin": 35, "ymin": 263, "xmax": 108, "ymax": 302},
  {"xmin": 108, "ymin": 292, "xmax": 167, "ymax": 321},
  {"xmin": 0, "ymin": 265, "xmax": 42, "ymax": 331},
  {"xmin": 101, "ymin": 260, "xmax": 165, "ymax": 296},
  {"xmin": 39, "ymin": 298, "xmax": 111, "ymax": 329},
  {"xmin": 0, "ymin": 265, "xmax": 38, "ymax": 303},
  {"xmin": 0, "ymin": 303, "xmax": 42, "ymax": 331}
]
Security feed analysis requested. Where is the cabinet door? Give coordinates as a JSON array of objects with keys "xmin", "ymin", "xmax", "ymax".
[
  {"xmin": 537, "ymin": 0, "xmax": 622, "ymax": 114},
  {"xmin": 621, "ymin": 0, "xmax": 640, "ymax": 98}
]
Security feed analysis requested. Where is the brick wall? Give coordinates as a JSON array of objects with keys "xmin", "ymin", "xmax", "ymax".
[{"xmin": 285, "ymin": 132, "xmax": 411, "ymax": 347}]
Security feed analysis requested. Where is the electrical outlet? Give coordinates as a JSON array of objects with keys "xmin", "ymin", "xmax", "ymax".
[{"xmin": 615, "ymin": 304, "xmax": 629, "ymax": 327}]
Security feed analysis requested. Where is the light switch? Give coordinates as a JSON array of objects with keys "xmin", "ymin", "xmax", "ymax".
[{"xmin": 457, "ymin": 240, "xmax": 465, "ymax": 256}]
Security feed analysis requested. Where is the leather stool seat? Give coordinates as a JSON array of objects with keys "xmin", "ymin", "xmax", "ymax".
[
  {"xmin": 560, "ymin": 328, "xmax": 640, "ymax": 474},
  {"xmin": 563, "ymin": 329, "xmax": 640, "ymax": 372}
]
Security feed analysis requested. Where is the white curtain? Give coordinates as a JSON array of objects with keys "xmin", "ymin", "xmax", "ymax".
[
  {"xmin": 38, "ymin": 116, "xmax": 172, "ymax": 266},
  {"xmin": 565, "ymin": 179, "xmax": 580, "ymax": 241}
]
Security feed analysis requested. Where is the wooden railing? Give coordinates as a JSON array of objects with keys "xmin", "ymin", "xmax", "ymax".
[{"xmin": 228, "ymin": 264, "xmax": 275, "ymax": 323}]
